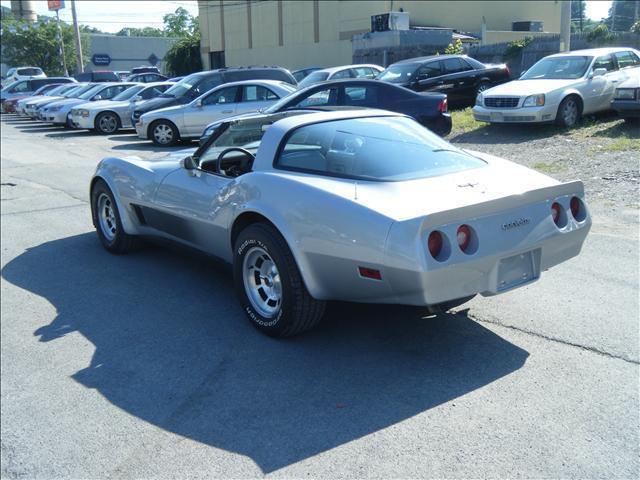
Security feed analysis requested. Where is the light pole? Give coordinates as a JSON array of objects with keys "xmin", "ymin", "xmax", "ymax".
[
  {"xmin": 55, "ymin": 8, "xmax": 68, "ymax": 76},
  {"xmin": 71, "ymin": 0, "xmax": 83, "ymax": 73}
]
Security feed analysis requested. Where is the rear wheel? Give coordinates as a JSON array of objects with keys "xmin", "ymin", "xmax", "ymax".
[
  {"xmin": 476, "ymin": 81, "xmax": 491, "ymax": 96},
  {"xmin": 233, "ymin": 223, "xmax": 325, "ymax": 337},
  {"xmin": 95, "ymin": 112, "xmax": 120, "ymax": 134},
  {"xmin": 555, "ymin": 96, "xmax": 581, "ymax": 127},
  {"xmin": 150, "ymin": 120, "xmax": 179, "ymax": 146},
  {"xmin": 91, "ymin": 179, "xmax": 139, "ymax": 254}
]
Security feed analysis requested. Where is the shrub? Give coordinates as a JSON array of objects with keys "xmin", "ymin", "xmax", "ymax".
[{"xmin": 503, "ymin": 36, "xmax": 534, "ymax": 61}]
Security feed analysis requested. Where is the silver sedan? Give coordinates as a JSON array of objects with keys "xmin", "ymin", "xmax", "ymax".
[{"xmin": 136, "ymin": 79, "xmax": 297, "ymax": 146}]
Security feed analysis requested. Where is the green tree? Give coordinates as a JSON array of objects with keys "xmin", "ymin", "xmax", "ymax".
[
  {"xmin": 1, "ymin": 19, "xmax": 90, "ymax": 76},
  {"xmin": 571, "ymin": 0, "xmax": 587, "ymax": 32},
  {"xmin": 116, "ymin": 26, "xmax": 165, "ymax": 37},
  {"xmin": 163, "ymin": 6, "xmax": 197, "ymax": 37},
  {"xmin": 163, "ymin": 32, "xmax": 202, "ymax": 76},
  {"xmin": 443, "ymin": 39, "xmax": 464, "ymax": 55},
  {"xmin": 605, "ymin": 0, "xmax": 640, "ymax": 31}
]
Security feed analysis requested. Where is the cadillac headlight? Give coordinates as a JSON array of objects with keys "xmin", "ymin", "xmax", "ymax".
[
  {"xmin": 614, "ymin": 88, "xmax": 637, "ymax": 100},
  {"xmin": 475, "ymin": 93, "xmax": 483, "ymax": 106},
  {"xmin": 79, "ymin": 109, "xmax": 90, "ymax": 117},
  {"xmin": 523, "ymin": 94, "xmax": 545, "ymax": 107}
]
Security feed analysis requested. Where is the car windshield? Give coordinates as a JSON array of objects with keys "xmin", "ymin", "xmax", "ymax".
[
  {"xmin": 297, "ymin": 71, "xmax": 330, "ymax": 88},
  {"xmin": 45, "ymin": 85, "xmax": 67, "ymax": 95},
  {"xmin": 377, "ymin": 64, "xmax": 419, "ymax": 83},
  {"xmin": 78, "ymin": 85, "xmax": 104, "ymax": 100},
  {"xmin": 112, "ymin": 85, "xmax": 145, "ymax": 101},
  {"xmin": 521, "ymin": 56, "xmax": 592, "ymax": 80},
  {"xmin": 63, "ymin": 85, "xmax": 89, "ymax": 97},
  {"xmin": 1, "ymin": 80, "xmax": 20, "ymax": 92},
  {"xmin": 197, "ymin": 119, "xmax": 271, "ymax": 165},
  {"xmin": 276, "ymin": 116, "xmax": 486, "ymax": 181},
  {"xmin": 163, "ymin": 73, "xmax": 201, "ymax": 97},
  {"xmin": 18, "ymin": 67, "xmax": 43, "ymax": 76}
]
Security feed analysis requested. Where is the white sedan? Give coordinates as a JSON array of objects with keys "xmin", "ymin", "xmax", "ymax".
[
  {"xmin": 70, "ymin": 82, "xmax": 174, "ymax": 134},
  {"xmin": 473, "ymin": 47, "xmax": 640, "ymax": 127},
  {"xmin": 136, "ymin": 80, "xmax": 297, "ymax": 146}
]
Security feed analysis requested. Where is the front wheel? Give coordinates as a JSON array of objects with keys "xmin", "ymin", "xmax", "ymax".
[
  {"xmin": 150, "ymin": 120, "xmax": 179, "ymax": 146},
  {"xmin": 95, "ymin": 112, "xmax": 120, "ymax": 134},
  {"xmin": 91, "ymin": 179, "xmax": 139, "ymax": 254},
  {"xmin": 233, "ymin": 223, "xmax": 325, "ymax": 337},
  {"xmin": 555, "ymin": 96, "xmax": 581, "ymax": 128}
]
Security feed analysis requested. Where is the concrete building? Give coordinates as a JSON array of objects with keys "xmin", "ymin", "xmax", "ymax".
[
  {"xmin": 85, "ymin": 35, "xmax": 177, "ymax": 74},
  {"xmin": 198, "ymin": 0, "xmax": 563, "ymax": 70},
  {"xmin": 9, "ymin": 0, "xmax": 37, "ymax": 22}
]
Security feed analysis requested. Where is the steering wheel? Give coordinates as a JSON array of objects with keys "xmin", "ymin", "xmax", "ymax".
[{"xmin": 216, "ymin": 147, "xmax": 256, "ymax": 176}]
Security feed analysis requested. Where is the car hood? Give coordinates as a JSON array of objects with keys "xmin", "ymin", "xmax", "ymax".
[
  {"xmin": 143, "ymin": 104, "xmax": 184, "ymax": 119},
  {"xmin": 136, "ymin": 96, "xmax": 180, "ymax": 114},
  {"xmin": 46, "ymin": 98, "xmax": 87, "ymax": 108},
  {"xmin": 485, "ymin": 79, "xmax": 577, "ymax": 96},
  {"xmin": 80, "ymin": 99, "xmax": 122, "ymax": 111}
]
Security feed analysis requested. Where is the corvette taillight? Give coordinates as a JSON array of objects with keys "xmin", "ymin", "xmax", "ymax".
[
  {"xmin": 457, "ymin": 225, "xmax": 472, "ymax": 252},
  {"xmin": 428, "ymin": 231, "xmax": 443, "ymax": 258},
  {"xmin": 570, "ymin": 197, "xmax": 580, "ymax": 218},
  {"xmin": 551, "ymin": 202, "xmax": 562, "ymax": 226},
  {"xmin": 438, "ymin": 98, "xmax": 448, "ymax": 113}
]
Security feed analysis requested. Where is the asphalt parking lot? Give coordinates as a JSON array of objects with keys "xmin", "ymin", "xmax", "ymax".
[{"xmin": 1, "ymin": 114, "xmax": 638, "ymax": 478}]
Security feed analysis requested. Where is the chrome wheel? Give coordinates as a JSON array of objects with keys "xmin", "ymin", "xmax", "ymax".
[
  {"xmin": 153, "ymin": 123, "xmax": 173, "ymax": 145},
  {"xmin": 561, "ymin": 98, "xmax": 578, "ymax": 126},
  {"xmin": 98, "ymin": 113, "xmax": 118, "ymax": 133},
  {"xmin": 477, "ymin": 82, "xmax": 490, "ymax": 94},
  {"xmin": 242, "ymin": 246, "xmax": 282, "ymax": 318},
  {"xmin": 97, "ymin": 193, "xmax": 117, "ymax": 241}
]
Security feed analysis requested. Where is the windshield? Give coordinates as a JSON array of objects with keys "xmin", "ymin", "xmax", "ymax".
[
  {"xmin": 63, "ymin": 85, "xmax": 89, "ymax": 97},
  {"xmin": 377, "ymin": 64, "xmax": 419, "ymax": 83},
  {"xmin": 276, "ymin": 117, "xmax": 486, "ymax": 181},
  {"xmin": 521, "ymin": 56, "xmax": 592, "ymax": 80},
  {"xmin": 163, "ymin": 73, "xmax": 201, "ymax": 97},
  {"xmin": 112, "ymin": 85, "xmax": 145, "ymax": 101},
  {"xmin": 78, "ymin": 84, "xmax": 104, "ymax": 100},
  {"xmin": 45, "ymin": 85, "xmax": 68, "ymax": 95},
  {"xmin": 297, "ymin": 71, "xmax": 329, "ymax": 88},
  {"xmin": 1, "ymin": 80, "xmax": 20, "ymax": 92},
  {"xmin": 197, "ymin": 120, "xmax": 270, "ymax": 166}
]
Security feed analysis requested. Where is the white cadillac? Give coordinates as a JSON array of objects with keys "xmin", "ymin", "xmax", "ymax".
[
  {"xmin": 70, "ymin": 82, "xmax": 174, "ymax": 134},
  {"xmin": 473, "ymin": 47, "xmax": 640, "ymax": 127},
  {"xmin": 136, "ymin": 79, "xmax": 297, "ymax": 146}
]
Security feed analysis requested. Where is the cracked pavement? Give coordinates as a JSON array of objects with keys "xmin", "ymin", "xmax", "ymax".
[{"xmin": 1, "ymin": 116, "xmax": 638, "ymax": 478}]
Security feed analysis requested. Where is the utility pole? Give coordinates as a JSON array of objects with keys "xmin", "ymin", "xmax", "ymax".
[
  {"xmin": 611, "ymin": 0, "xmax": 617, "ymax": 31},
  {"xmin": 71, "ymin": 0, "xmax": 83, "ymax": 73},
  {"xmin": 560, "ymin": 0, "xmax": 571, "ymax": 52},
  {"xmin": 55, "ymin": 9, "xmax": 68, "ymax": 76}
]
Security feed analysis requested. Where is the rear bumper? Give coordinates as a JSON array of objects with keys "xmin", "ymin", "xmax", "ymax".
[
  {"xmin": 421, "ymin": 113, "xmax": 452, "ymax": 136},
  {"xmin": 473, "ymin": 104, "xmax": 558, "ymax": 123}
]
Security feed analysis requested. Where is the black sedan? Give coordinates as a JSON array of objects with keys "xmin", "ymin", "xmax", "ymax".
[
  {"xmin": 378, "ymin": 54, "xmax": 511, "ymax": 107},
  {"xmin": 240, "ymin": 79, "xmax": 452, "ymax": 136},
  {"xmin": 611, "ymin": 76, "xmax": 639, "ymax": 124}
]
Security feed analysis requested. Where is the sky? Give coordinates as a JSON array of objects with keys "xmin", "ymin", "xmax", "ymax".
[{"xmin": 1, "ymin": 0, "xmax": 613, "ymax": 34}]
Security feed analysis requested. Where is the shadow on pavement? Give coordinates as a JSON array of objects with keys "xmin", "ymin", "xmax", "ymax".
[
  {"xmin": 111, "ymin": 142, "xmax": 187, "ymax": 152},
  {"xmin": 106, "ymin": 133, "xmax": 142, "ymax": 142},
  {"xmin": 45, "ymin": 130, "xmax": 96, "ymax": 139},
  {"xmin": 2, "ymin": 233, "xmax": 528, "ymax": 473}
]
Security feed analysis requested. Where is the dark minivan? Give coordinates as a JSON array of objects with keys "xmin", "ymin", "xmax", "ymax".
[
  {"xmin": 131, "ymin": 66, "xmax": 297, "ymax": 123},
  {"xmin": 74, "ymin": 70, "xmax": 120, "ymax": 83}
]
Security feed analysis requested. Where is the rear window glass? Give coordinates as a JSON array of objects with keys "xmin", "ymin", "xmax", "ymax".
[
  {"xmin": 276, "ymin": 117, "xmax": 486, "ymax": 181},
  {"xmin": 92, "ymin": 71, "xmax": 119, "ymax": 81},
  {"xmin": 17, "ymin": 67, "xmax": 43, "ymax": 76}
]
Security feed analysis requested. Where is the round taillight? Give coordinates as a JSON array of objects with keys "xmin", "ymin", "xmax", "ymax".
[
  {"xmin": 457, "ymin": 225, "xmax": 471, "ymax": 251},
  {"xmin": 428, "ymin": 231, "xmax": 443, "ymax": 258},
  {"xmin": 570, "ymin": 197, "xmax": 580, "ymax": 218},
  {"xmin": 551, "ymin": 202, "xmax": 561, "ymax": 225}
]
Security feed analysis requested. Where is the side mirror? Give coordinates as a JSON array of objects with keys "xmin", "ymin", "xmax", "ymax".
[
  {"xmin": 590, "ymin": 67, "xmax": 607, "ymax": 78},
  {"xmin": 182, "ymin": 155, "xmax": 197, "ymax": 170},
  {"xmin": 93, "ymin": 95, "xmax": 102, "ymax": 101},
  {"xmin": 131, "ymin": 95, "xmax": 142, "ymax": 102},
  {"xmin": 194, "ymin": 98, "xmax": 203, "ymax": 108}
]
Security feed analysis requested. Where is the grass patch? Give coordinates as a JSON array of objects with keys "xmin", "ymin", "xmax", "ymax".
[
  {"xmin": 591, "ymin": 136, "xmax": 640, "ymax": 153},
  {"xmin": 451, "ymin": 108, "xmax": 483, "ymax": 133},
  {"xmin": 533, "ymin": 162, "xmax": 565, "ymax": 173}
]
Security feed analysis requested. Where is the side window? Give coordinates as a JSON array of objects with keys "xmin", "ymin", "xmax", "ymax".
[
  {"xmin": 458, "ymin": 58, "xmax": 475, "ymax": 71},
  {"xmin": 353, "ymin": 67, "xmax": 376, "ymax": 79},
  {"xmin": 293, "ymin": 71, "xmax": 306, "ymax": 82},
  {"xmin": 593, "ymin": 54, "xmax": 615, "ymax": 72},
  {"xmin": 193, "ymin": 75, "xmax": 222, "ymax": 97},
  {"xmin": 203, "ymin": 86, "xmax": 238, "ymax": 105},
  {"xmin": 331, "ymin": 69, "xmax": 352, "ymax": 80},
  {"xmin": 614, "ymin": 51, "xmax": 640, "ymax": 69},
  {"xmin": 417, "ymin": 62, "xmax": 442, "ymax": 79},
  {"xmin": 11, "ymin": 81, "xmax": 30, "ymax": 93},
  {"xmin": 443, "ymin": 58, "xmax": 469, "ymax": 74},
  {"xmin": 296, "ymin": 87, "xmax": 338, "ymax": 107},
  {"xmin": 140, "ymin": 87, "xmax": 160, "ymax": 99},
  {"xmin": 344, "ymin": 86, "xmax": 378, "ymax": 106},
  {"xmin": 242, "ymin": 85, "xmax": 279, "ymax": 102}
]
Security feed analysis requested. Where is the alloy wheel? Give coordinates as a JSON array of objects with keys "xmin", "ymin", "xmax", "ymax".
[
  {"xmin": 97, "ymin": 193, "xmax": 117, "ymax": 241},
  {"xmin": 242, "ymin": 246, "xmax": 282, "ymax": 318}
]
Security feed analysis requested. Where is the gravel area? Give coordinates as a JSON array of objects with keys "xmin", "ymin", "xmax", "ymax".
[{"xmin": 449, "ymin": 114, "xmax": 640, "ymax": 225}]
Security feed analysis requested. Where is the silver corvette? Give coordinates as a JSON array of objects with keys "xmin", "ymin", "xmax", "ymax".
[{"xmin": 91, "ymin": 109, "xmax": 591, "ymax": 337}]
